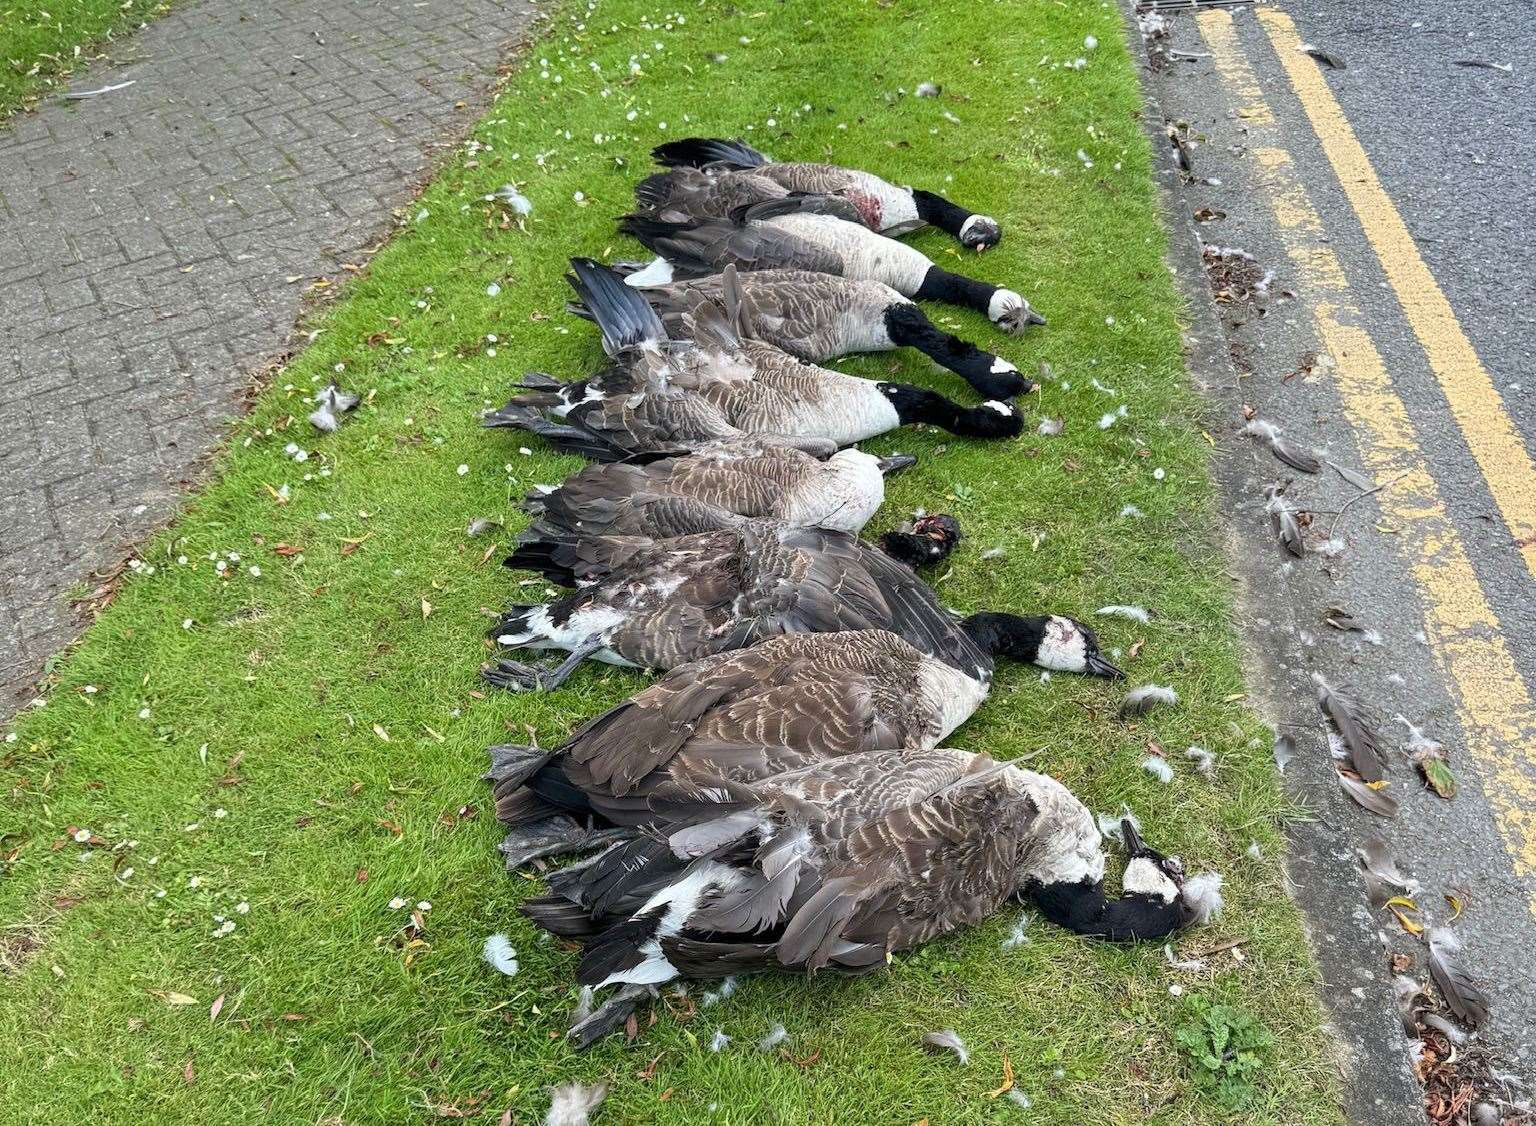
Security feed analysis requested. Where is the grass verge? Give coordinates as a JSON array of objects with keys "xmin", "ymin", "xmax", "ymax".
[
  {"xmin": 0, "ymin": 0, "xmax": 1343, "ymax": 1121},
  {"xmin": 1, "ymin": 0, "xmax": 169, "ymax": 117}
]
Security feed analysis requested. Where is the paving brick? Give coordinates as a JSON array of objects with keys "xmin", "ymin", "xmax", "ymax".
[{"xmin": 0, "ymin": 0, "xmax": 542, "ymax": 714}]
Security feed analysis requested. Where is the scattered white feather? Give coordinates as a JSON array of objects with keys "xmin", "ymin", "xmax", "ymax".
[
  {"xmin": 495, "ymin": 184, "xmax": 534, "ymax": 216},
  {"xmin": 915, "ymin": 81, "xmax": 940, "ymax": 97},
  {"xmin": 701, "ymin": 975, "xmax": 738, "ymax": 1007},
  {"xmin": 1120, "ymin": 684, "xmax": 1178, "ymax": 717},
  {"xmin": 1180, "ymin": 872, "xmax": 1225, "ymax": 924},
  {"xmin": 1273, "ymin": 735, "xmax": 1294, "ymax": 774},
  {"xmin": 1314, "ymin": 537, "xmax": 1346, "ymax": 558},
  {"xmin": 708, "ymin": 1028, "xmax": 731, "ymax": 1052},
  {"xmin": 543, "ymin": 1082, "xmax": 606, "ymax": 1126},
  {"xmin": 1001, "ymin": 912, "xmax": 1032, "ymax": 949},
  {"xmin": 1120, "ymin": 504, "xmax": 1145, "ymax": 518},
  {"xmin": 1006, "ymin": 1089, "xmax": 1033, "ymax": 1109},
  {"xmin": 980, "ymin": 547, "xmax": 1006, "ymax": 560},
  {"xmin": 921, "ymin": 1029, "xmax": 969, "ymax": 1064},
  {"xmin": 1394, "ymin": 715, "xmax": 1443, "ymax": 757},
  {"xmin": 1141, "ymin": 756, "xmax": 1175, "ymax": 784},
  {"xmin": 1097, "ymin": 806, "xmax": 1141, "ymax": 844},
  {"xmin": 1360, "ymin": 628, "xmax": 1384, "ymax": 646},
  {"xmin": 569, "ymin": 986, "xmax": 595, "ymax": 1028},
  {"xmin": 1326, "ymin": 731, "xmax": 1348, "ymax": 761},
  {"xmin": 1164, "ymin": 943, "xmax": 1207, "ymax": 972},
  {"xmin": 1097, "ymin": 604, "xmax": 1150, "ymax": 623},
  {"xmin": 756, "ymin": 1023, "xmax": 789, "ymax": 1052},
  {"xmin": 1098, "ymin": 404, "xmax": 1128, "ymax": 429},
  {"xmin": 1037, "ymin": 417, "xmax": 1064, "ymax": 436},
  {"xmin": 1090, "ymin": 376, "xmax": 1117, "ymax": 396},
  {"xmin": 481, "ymin": 933, "xmax": 519, "ymax": 976},
  {"xmin": 1240, "ymin": 418, "xmax": 1281, "ymax": 443},
  {"xmin": 1184, "ymin": 746, "xmax": 1216, "ymax": 778},
  {"xmin": 1245, "ymin": 840, "xmax": 1264, "ymax": 860}
]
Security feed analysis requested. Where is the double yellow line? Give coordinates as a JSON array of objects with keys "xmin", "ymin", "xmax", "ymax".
[{"xmin": 1197, "ymin": 10, "xmax": 1536, "ymax": 896}]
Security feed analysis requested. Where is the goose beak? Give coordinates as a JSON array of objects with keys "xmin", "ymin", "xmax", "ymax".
[
  {"xmin": 1085, "ymin": 653, "xmax": 1125, "ymax": 679},
  {"xmin": 1025, "ymin": 308, "xmax": 1047, "ymax": 326},
  {"xmin": 876, "ymin": 454, "xmax": 918, "ymax": 476},
  {"xmin": 1120, "ymin": 818, "xmax": 1146, "ymax": 856}
]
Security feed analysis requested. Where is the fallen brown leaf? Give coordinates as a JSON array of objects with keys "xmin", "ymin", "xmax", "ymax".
[
  {"xmin": 986, "ymin": 1054, "xmax": 1016, "ymax": 1098},
  {"xmin": 274, "ymin": 543, "xmax": 304, "ymax": 556},
  {"xmin": 183, "ymin": 1059, "xmax": 195, "ymax": 1085},
  {"xmin": 209, "ymin": 994, "xmax": 225, "ymax": 1023}
]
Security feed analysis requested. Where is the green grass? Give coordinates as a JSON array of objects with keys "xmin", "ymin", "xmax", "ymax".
[
  {"xmin": 0, "ymin": 1, "xmax": 1343, "ymax": 1122},
  {"xmin": 0, "ymin": 0, "xmax": 168, "ymax": 116}
]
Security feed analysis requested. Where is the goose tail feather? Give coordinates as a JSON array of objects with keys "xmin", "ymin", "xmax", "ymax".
[{"xmin": 652, "ymin": 137, "xmax": 769, "ymax": 170}]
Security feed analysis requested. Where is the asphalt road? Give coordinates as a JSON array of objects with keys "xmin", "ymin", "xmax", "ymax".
[{"xmin": 1140, "ymin": 2, "xmax": 1535, "ymax": 1120}]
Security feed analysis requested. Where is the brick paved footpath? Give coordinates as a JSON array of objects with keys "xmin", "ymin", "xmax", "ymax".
[{"xmin": 0, "ymin": 0, "xmax": 542, "ymax": 713}]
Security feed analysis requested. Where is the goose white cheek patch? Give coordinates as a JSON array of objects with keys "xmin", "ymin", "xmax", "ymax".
[
  {"xmin": 1036, "ymin": 618, "xmax": 1088, "ymax": 671},
  {"xmin": 1122, "ymin": 857, "xmax": 1179, "ymax": 903},
  {"xmin": 991, "ymin": 357, "xmax": 1019, "ymax": 375}
]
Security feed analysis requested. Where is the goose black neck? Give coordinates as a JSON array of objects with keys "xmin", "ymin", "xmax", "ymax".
[
  {"xmin": 913, "ymin": 266, "xmax": 998, "ymax": 316},
  {"xmin": 881, "ymin": 304, "xmax": 1030, "ymax": 399},
  {"xmin": 1028, "ymin": 878, "xmax": 1184, "ymax": 942},
  {"xmin": 960, "ymin": 611, "xmax": 1049, "ymax": 663},
  {"xmin": 876, "ymin": 383, "xmax": 1022, "ymax": 440},
  {"xmin": 911, "ymin": 188, "xmax": 976, "ymax": 236}
]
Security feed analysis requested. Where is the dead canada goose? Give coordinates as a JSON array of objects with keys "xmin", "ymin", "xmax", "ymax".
[
  {"xmin": 619, "ymin": 197, "xmax": 1045, "ymax": 334},
  {"xmin": 484, "ymin": 520, "xmax": 1106, "ymax": 692},
  {"xmin": 485, "ymin": 625, "xmax": 1120, "ymax": 866},
  {"xmin": 643, "ymin": 137, "xmax": 1003, "ymax": 249},
  {"xmin": 518, "ymin": 748, "xmax": 1219, "ymax": 1046},
  {"xmin": 487, "ymin": 259, "xmax": 1022, "ymax": 459},
  {"xmin": 603, "ymin": 264, "xmax": 1031, "ymax": 402},
  {"xmin": 522, "ymin": 440, "xmax": 916, "ymax": 542}
]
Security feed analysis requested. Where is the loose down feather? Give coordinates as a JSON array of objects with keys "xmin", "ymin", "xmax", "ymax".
[
  {"xmin": 482, "ymin": 933, "xmax": 520, "ymax": 976},
  {"xmin": 921, "ymin": 1029, "xmax": 969, "ymax": 1065},
  {"xmin": 1141, "ymin": 756, "xmax": 1174, "ymax": 784},
  {"xmin": 543, "ymin": 1082, "xmax": 607, "ymax": 1126},
  {"xmin": 1096, "ymin": 605, "xmax": 1151, "ymax": 624},
  {"xmin": 756, "ymin": 1022, "xmax": 789, "ymax": 1052},
  {"xmin": 1265, "ymin": 487, "xmax": 1306, "ymax": 558},
  {"xmin": 1313, "ymin": 674, "xmax": 1386, "ymax": 782},
  {"xmin": 309, "ymin": 384, "xmax": 360, "ymax": 433},
  {"xmin": 1396, "ymin": 715, "xmax": 1456, "ymax": 798},
  {"xmin": 1179, "ymin": 873, "xmax": 1225, "ymax": 925},
  {"xmin": 1426, "ymin": 928, "xmax": 1490, "ymax": 1029},
  {"xmin": 1184, "ymin": 746, "xmax": 1216, "ymax": 778},
  {"xmin": 1120, "ymin": 684, "xmax": 1178, "ymax": 718}
]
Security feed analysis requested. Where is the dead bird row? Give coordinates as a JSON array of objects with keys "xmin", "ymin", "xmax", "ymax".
[{"xmin": 475, "ymin": 139, "xmax": 1224, "ymax": 1049}]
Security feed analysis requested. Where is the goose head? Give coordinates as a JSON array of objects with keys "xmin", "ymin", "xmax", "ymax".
[
  {"xmin": 958, "ymin": 213, "xmax": 1003, "ymax": 250},
  {"xmin": 986, "ymin": 289, "xmax": 1048, "ymax": 335},
  {"xmin": 961, "ymin": 613, "xmax": 1124, "ymax": 678},
  {"xmin": 876, "ymin": 513, "xmax": 964, "ymax": 568}
]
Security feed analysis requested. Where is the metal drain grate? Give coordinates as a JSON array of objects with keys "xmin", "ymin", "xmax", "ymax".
[{"xmin": 1136, "ymin": 0, "xmax": 1255, "ymax": 11}]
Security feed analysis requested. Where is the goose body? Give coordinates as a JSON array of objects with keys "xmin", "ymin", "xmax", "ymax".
[
  {"xmin": 485, "ymin": 630, "xmax": 997, "ymax": 865},
  {"xmin": 621, "ymin": 198, "xmax": 1044, "ymax": 334},
  {"xmin": 488, "ymin": 260, "xmax": 1023, "ymax": 459},
  {"xmin": 520, "ymin": 748, "xmax": 1217, "ymax": 1044},
  {"xmin": 523, "ymin": 443, "xmax": 912, "ymax": 542},
  {"xmin": 643, "ymin": 137, "xmax": 1002, "ymax": 249},
  {"xmin": 615, "ymin": 265, "xmax": 1031, "ymax": 401},
  {"xmin": 485, "ymin": 520, "xmax": 1116, "ymax": 692}
]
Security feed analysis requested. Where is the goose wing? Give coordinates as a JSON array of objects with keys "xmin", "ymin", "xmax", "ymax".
[
  {"xmin": 761, "ymin": 526, "xmax": 989, "ymax": 677},
  {"xmin": 620, "ymin": 214, "xmax": 846, "ymax": 279},
  {"xmin": 660, "ymin": 749, "xmax": 1037, "ymax": 974},
  {"xmin": 634, "ymin": 166, "xmax": 790, "ymax": 224}
]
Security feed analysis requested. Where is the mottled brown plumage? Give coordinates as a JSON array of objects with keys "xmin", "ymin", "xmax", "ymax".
[
  {"xmin": 486, "ymin": 631, "xmax": 988, "ymax": 833},
  {"xmin": 490, "ymin": 521, "xmax": 990, "ymax": 685},
  {"xmin": 523, "ymin": 442, "xmax": 896, "ymax": 541}
]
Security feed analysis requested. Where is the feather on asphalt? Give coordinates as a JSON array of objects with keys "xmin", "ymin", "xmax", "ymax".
[{"xmin": 1314, "ymin": 674, "xmax": 1386, "ymax": 782}]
